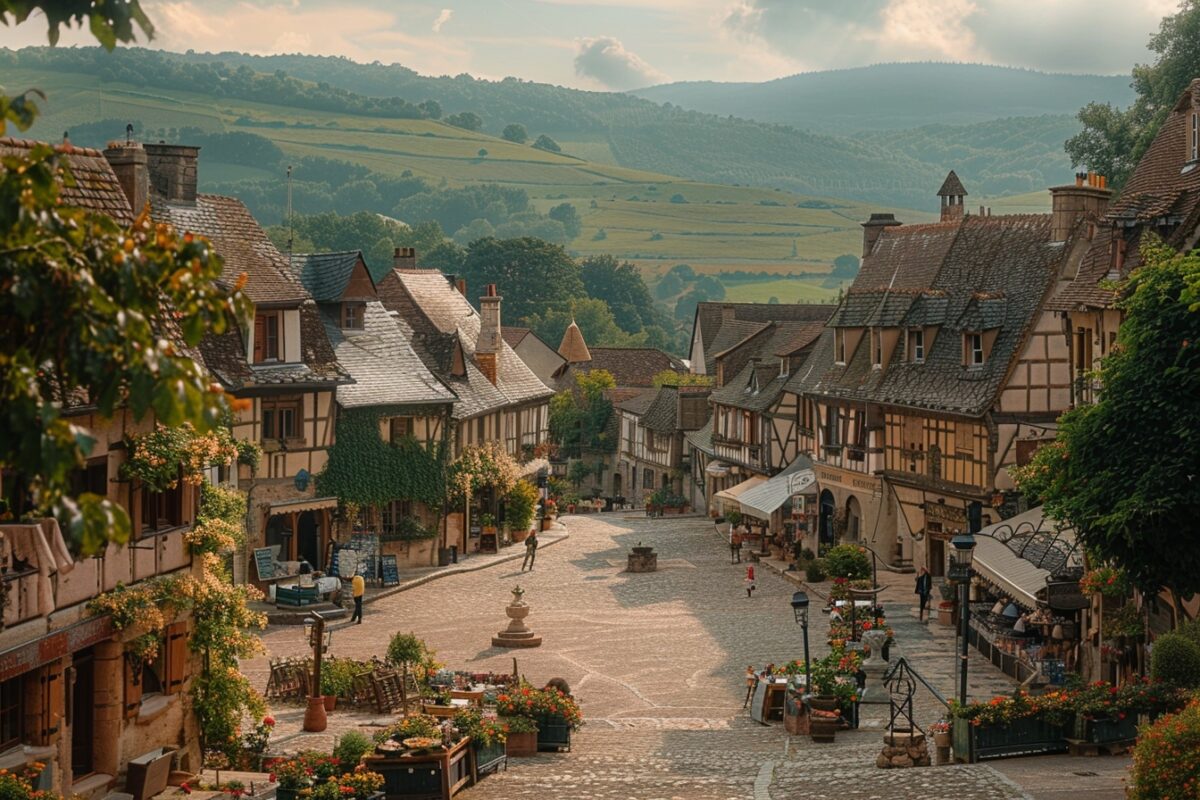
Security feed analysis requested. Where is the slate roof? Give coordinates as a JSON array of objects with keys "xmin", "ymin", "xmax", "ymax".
[
  {"xmin": 937, "ymin": 170, "xmax": 968, "ymax": 197},
  {"xmin": 810, "ymin": 214, "xmax": 1066, "ymax": 416},
  {"xmin": 554, "ymin": 347, "xmax": 686, "ymax": 391},
  {"xmin": 693, "ymin": 302, "xmax": 834, "ymax": 374},
  {"xmin": 502, "ymin": 327, "xmax": 532, "ymax": 348},
  {"xmin": 0, "ymin": 137, "xmax": 133, "ymax": 225},
  {"xmin": 290, "ymin": 251, "xmax": 371, "ymax": 303},
  {"xmin": 684, "ymin": 417, "xmax": 716, "ymax": 457},
  {"xmin": 617, "ymin": 390, "xmax": 659, "ymax": 416},
  {"xmin": 154, "ymin": 194, "xmax": 308, "ymax": 306},
  {"xmin": 376, "ymin": 269, "xmax": 553, "ymax": 420},
  {"xmin": 711, "ymin": 320, "xmax": 825, "ymax": 412},
  {"xmin": 619, "ymin": 387, "xmax": 679, "ymax": 435}
]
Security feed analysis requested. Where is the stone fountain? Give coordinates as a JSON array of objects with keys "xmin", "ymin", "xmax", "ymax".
[
  {"xmin": 491, "ymin": 585, "xmax": 542, "ymax": 648},
  {"xmin": 859, "ymin": 628, "xmax": 891, "ymax": 703},
  {"xmin": 626, "ymin": 542, "xmax": 658, "ymax": 573}
]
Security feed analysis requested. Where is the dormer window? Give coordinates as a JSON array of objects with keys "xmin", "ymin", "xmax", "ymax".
[
  {"xmin": 909, "ymin": 329, "xmax": 925, "ymax": 363},
  {"xmin": 835, "ymin": 329, "xmax": 847, "ymax": 365},
  {"xmin": 964, "ymin": 332, "xmax": 984, "ymax": 366},
  {"xmin": 253, "ymin": 311, "xmax": 282, "ymax": 363},
  {"xmin": 341, "ymin": 302, "xmax": 365, "ymax": 330},
  {"xmin": 871, "ymin": 329, "xmax": 883, "ymax": 369}
]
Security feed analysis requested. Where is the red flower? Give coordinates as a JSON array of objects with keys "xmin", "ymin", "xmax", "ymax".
[
  {"xmin": 263, "ymin": 716, "xmax": 276, "ymax": 727},
  {"xmin": 268, "ymin": 775, "xmax": 276, "ymax": 784}
]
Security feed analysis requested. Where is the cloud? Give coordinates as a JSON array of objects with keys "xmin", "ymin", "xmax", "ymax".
[
  {"xmin": 432, "ymin": 8, "xmax": 454, "ymax": 33},
  {"xmin": 573, "ymin": 36, "xmax": 665, "ymax": 89}
]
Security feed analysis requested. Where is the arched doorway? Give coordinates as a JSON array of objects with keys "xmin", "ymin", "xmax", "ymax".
[
  {"xmin": 845, "ymin": 496, "xmax": 862, "ymax": 543},
  {"xmin": 819, "ymin": 490, "xmax": 836, "ymax": 551}
]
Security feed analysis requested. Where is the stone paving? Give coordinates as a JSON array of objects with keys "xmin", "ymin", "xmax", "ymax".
[{"xmin": 249, "ymin": 513, "xmax": 1129, "ymax": 799}]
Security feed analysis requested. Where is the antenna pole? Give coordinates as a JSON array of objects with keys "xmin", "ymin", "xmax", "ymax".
[{"xmin": 286, "ymin": 164, "xmax": 294, "ymax": 259}]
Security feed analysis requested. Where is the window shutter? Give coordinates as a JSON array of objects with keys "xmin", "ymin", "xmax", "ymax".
[
  {"xmin": 40, "ymin": 664, "xmax": 64, "ymax": 744},
  {"xmin": 253, "ymin": 315, "xmax": 266, "ymax": 362},
  {"xmin": 124, "ymin": 656, "xmax": 143, "ymax": 719},
  {"xmin": 165, "ymin": 622, "xmax": 189, "ymax": 695}
]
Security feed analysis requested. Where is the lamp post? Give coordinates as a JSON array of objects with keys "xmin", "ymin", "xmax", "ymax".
[
  {"xmin": 948, "ymin": 530, "xmax": 977, "ymax": 707},
  {"xmin": 791, "ymin": 591, "xmax": 811, "ymax": 694},
  {"xmin": 302, "ymin": 611, "xmax": 331, "ymax": 732}
]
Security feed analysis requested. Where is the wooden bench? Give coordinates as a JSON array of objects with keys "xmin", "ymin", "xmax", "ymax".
[{"xmin": 275, "ymin": 585, "xmax": 321, "ymax": 607}]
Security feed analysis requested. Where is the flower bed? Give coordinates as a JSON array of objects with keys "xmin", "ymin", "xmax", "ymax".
[{"xmin": 495, "ymin": 684, "xmax": 582, "ymax": 752}]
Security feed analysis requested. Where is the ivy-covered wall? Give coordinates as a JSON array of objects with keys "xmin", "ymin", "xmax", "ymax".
[{"xmin": 316, "ymin": 405, "xmax": 450, "ymax": 508}]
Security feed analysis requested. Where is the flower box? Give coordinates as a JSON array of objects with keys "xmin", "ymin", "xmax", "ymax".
[
  {"xmin": 364, "ymin": 738, "xmax": 472, "ymax": 800},
  {"xmin": 275, "ymin": 789, "xmax": 299, "ymax": 800},
  {"xmin": 953, "ymin": 715, "xmax": 1068, "ymax": 762},
  {"xmin": 1072, "ymin": 714, "xmax": 1137, "ymax": 744},
  {"xmin": 533, "ymin": 712, "xmax": 572, "ymax": 751},
  {"xmin": 471, "ymin": 740, "xmax": 508, "ymax": 779},
  {"xmin": 505, "ymin": 731, "xmax": 537, "ymax": 757}
]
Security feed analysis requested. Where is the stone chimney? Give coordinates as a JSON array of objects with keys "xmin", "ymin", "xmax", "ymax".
[
  {"xmin": 937, "ymin": 170, "xmax": 967, "ymax": 223},
  {"xmin": 393, "ymin": 247, "xmax": 417, "ymax": 271},
  {"xmin": 861, "ymin": 213, "xmax": 902, "ymax": 258},
  {"xmin": 1049, "ymin": 173, "xmax": 1111, "ymax": 243},
  {"xmin": 103, "ymin": 139, "xmax": 148, "ymax": 216},
  {"xmin": 720, "ymin": 305, "xmax": 736, "ymax": 325},
  {"xmin": 456, "ymin": 278, "xmax": 467, "ymax": 296},
  {"xmin": 476, "ymin": 284, "xmax": 502, "ymax": 385},
  {"xmin": 144, "ymin": 142, "xmax": 199, "ymax": 204}
]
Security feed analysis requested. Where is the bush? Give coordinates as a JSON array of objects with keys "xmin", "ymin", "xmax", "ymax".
[
  {"xmin": 824, "ymin": 544, "xmax": 871, "ymax": 580},
  {"xmin": 333, "ymin": 731, "xmax": 373, "ymax": 770},
  {"xmin": 805, "ymin": 559, "xmax": 827, "ymax": 583},
  {"xmin": 386, "ymin": 632, "xmax": 429, "ymax": 670},
  {"xmin": 505, "ymin": 479, "xmax": 539, "ymax": 532},
  {"xmin": 1129, "ymin": 698, "xmax": 1200, "ymax": 800},
  {"xmin": 1150, "ymin": 633, "xmax": 1200, "ymax": 687}
]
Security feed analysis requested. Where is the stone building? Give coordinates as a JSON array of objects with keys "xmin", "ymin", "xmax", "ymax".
[{"xmin": 616, "ymin": 386, "xmax": 711, "ymax": 507}]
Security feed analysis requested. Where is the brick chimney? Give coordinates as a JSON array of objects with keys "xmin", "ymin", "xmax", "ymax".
[
  {"xmin": 103, "ymin": 139, "xmax": 148, "ymax": 216},
  {"xmin": 1049, "ymin": 173, "xmax": 1111, "ymax": 242},
  {"xmin": 861, "ymin": 213, "xmax": 902, "ymax": 257},
  {"xmin": 144, "ymin": 142, "xmax": 199, "ymax": 204},
  {"xmin": 720, "ymin": 305, "xmax": 736, "ymax": 324},
  {"xmin": 937, "ymin": 170, "xmax": 967, "ymax": 223},
  {"xmin": 393, "ymin": 247, "xmax": 417, "ymax": 271},
  {"xmin": 476, "ymin": 284, "xmax": 502, "ymax": 385}
]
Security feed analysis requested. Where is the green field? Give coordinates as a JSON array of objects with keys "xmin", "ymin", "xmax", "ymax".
[{"xmin": 722, "ymin": 278, "xmax": 845, "ymax": 304}]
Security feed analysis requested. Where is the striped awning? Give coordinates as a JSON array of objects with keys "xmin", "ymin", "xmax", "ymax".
[{"xmin": 713, "ymin": 475, "xmax": 766, "ymax": 511}]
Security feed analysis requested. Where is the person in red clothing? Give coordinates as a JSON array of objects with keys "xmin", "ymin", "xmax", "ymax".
[{"xmin": 745, "ymin": 564, "xmax": 756, "ymax": 598}]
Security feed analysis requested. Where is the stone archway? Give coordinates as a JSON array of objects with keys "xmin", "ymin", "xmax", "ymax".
[{"xmin": 845, "ymin": 495, "xmax": 862, "ymax": 542}]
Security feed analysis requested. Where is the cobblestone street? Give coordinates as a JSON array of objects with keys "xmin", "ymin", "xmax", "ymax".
[{"xmin": 250, "ymin": 514, "xmax": 1128, "ymax": 800}]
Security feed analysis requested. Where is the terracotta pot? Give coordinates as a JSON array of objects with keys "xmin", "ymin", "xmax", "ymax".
[
  {"xmin": 512, "ymin": 528, "xmax": 529, "ymax": 543},
  {"xmin": 323, "ymin": 695, "xmax": 337, "ymax": 712},
  {"xmin": 506, "ymin": 731, "xmax": 538, "ymax": 757},
  {"xmin": 934, "ymin": 731, "xmax": 952, "ymax": 748}
]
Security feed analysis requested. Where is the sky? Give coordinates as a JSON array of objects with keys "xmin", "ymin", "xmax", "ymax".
[{"xmin": 0, "ymin": 0, "xmax": 1180, "ymax": 90}]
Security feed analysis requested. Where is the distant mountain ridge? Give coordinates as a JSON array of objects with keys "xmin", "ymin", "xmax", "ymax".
[{"xmin": 631, "ymin": 63, "xmax": 1135, "ymax": 133}]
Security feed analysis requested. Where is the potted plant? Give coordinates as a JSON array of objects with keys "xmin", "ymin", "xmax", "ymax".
[
  {"xmin": 320, "ymin": 657, "xmax": 357, "ymax": 712},
  {"xmin": 930, "ymin": 720, "xmax": 952, "ymax": 748},
  {"xmin": 502, "ymin": 716, "xmax": 538, "ymax": 757},
  {"xmin": 337, "ymin": 769, "xmax": 384, "ymax": 800},
  {"xmin": 478, "ymin": 513, "xmax": 498, "ymax": 533},
  {"xmin": 455, "ymin": 709, "xmax": 508, "ymax": 775},
  {"xmin": 266, "ymin": 757, "xmax": 315, "ymax": 800}
]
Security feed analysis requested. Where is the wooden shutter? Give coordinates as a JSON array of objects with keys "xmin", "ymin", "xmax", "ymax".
[
  {"xmin": 253, "ymin": 315, "xmax": 266, "ymax": 363},
  {"xmin": 39, "ymin": 663, "xmax": 64, "ymax": 744},
  {"xmin": 165, "ymin": 622, "xmax": 189, "ymax": 695},
  {"xmin": 123, "ymin": 656, "xmax": 143, "ymax": 719}
]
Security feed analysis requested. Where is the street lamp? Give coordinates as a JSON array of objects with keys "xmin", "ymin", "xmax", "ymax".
[
  {"xmin": 948, "ymin": 531, "xmax": 977, "ymax": 707},
  {"xmin": 791, "ymin": 591, "xmax": 811, "ymax": 695}
]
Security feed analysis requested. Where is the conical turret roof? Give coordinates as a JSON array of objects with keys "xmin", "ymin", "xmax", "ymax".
[
  {"xmin": 937, "ymin": 170, "xmax": 967, "ymax": 197},
  {"xmin": 557, "ymin": 320, "xmax": 592, "ymax": 363}
]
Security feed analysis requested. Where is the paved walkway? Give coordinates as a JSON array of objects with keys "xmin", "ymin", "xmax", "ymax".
[{"xmin": 247, "ymin": 513, "xmax": 1129, "ymax": 799}]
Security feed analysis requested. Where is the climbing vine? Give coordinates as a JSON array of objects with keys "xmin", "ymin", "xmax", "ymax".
[
  {"xmin": 120, "ymin": 423, "xmax": 260, "ymax": 491},
  {"xmin": 316, "ymin": 406, "xmax": 448, "ymax": 509},
  {"xmin": 448, "ymin": 442, "xmax": 520, "ymax": 501},
  {"xmin": 185, "ymin": 483, "xmax": 247, "ymax": 556}
]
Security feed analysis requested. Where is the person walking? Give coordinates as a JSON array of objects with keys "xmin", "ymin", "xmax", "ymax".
[
  {"xmin": 350, "ymin": 572, "xmax": 365, "ymax": 624},
  {"xmin": 915, "ymin": 566, "xmax": 932, "ymax": 623},
  {"xmin": 522, "ymin": 530, "xmax": 539, "ymax": 572},
  {"xmin": 745, "ymin": 563, "xmax": 756, "ymax": 598}
]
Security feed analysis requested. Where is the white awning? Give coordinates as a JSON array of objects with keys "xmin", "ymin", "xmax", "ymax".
[
  {"xmin": 738, "ymin": 468, "xmax": 817, "ymax": 520},
  {"xmin": 713, "ymin": 475, "xmax": 766, "ymax": 511},
  {"xmin": 520, "ymin": 457, "xmax": 549, "ymax": 477},
  {"xmin": 970, "ymin": 507, "xmax": 1080, "ymax": 609}
]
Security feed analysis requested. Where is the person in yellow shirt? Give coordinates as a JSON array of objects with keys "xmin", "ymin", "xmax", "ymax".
[{"xmin": 351, "ymin": 573, "xmax": 365, "ymax": 624}]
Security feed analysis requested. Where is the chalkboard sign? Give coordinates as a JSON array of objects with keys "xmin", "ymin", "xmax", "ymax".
[
  {"xmin": 347, "ymin": 533, "xmax": 380, "ymax": 580},
  {"xmin": 381, "ymin": 555, "xmax": 400, "ymax": 587},
  {"xmin": 253, "ymin": 547, "xmax": 276, "ymax": 580},
  {"xmin": 749, "ymin": 678, "xmax": 770, "ymax": 725}
]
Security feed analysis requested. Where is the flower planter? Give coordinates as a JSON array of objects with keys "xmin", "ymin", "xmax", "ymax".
[
  {"xmin": 323, "ymin": 695, "xmax": 337, "ymax": 712},
  {"xmin": 534, "ymin": 713, "xmax": 572, "ymax": 752},
  {"xmin": 275, "ymin": 789, "xmax": 300, "ymax": 800},
  {"xmin": 471, "ymin": 740, "xmax": 508, "ymax": 779},
  {"xmin": 364, "ymin": 739, "xmax": 472, "ymax": 799},
  {"xmin": 505, "ymin": 731, "xmax": 538, "ymax": 757},
  {"xmin": 953, "ymin": 715, "xmax": 1068, "ymax": 762},
  {"xmin": 511, "ymin": 529, "xmax": 529, "ymax": 543},
  {"xmin": 810, "ymin": 718, "xmax": 838, "ymax": 743},
  {"xmin": 1072, "ymin": 714, "xmax": 1137, "ymax": 744},
  {"xmin": 937, "ymin": 606, "xmax": 955, "ymax": 627},
  {"xmin": 540, "ymin": 517, "xmax": 553, "ymax": 532},
  {"xmin": 933, "ymin": 731, "xmax": 952, "ymax": 748}
]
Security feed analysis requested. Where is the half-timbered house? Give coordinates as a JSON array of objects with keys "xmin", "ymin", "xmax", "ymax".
[{"xmin": 616, "ymin": 387, "xmax": 711, "ymax": 506}]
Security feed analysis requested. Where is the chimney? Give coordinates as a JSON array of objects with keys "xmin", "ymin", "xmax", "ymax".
[
  {"xmin": 143, "ymin": 142, "xmax": 199, "ymax": 204},
  {"xmin": 456, "ymin": 278, "xmax": 467, "ymax": 296},
  {"xmin": 476, "ymin": 283, "xmax": 502, "ymax": 385},
  {"xmin": 393, "ymin": 246, "xmax": 417, "ymax": 271},
  {"xmin": 103, "ymin": 137, "xmax": 149, "ymax": 216},
  {"xmin": 861, "ymin": 213, "xmax": 902, "ymax": 257},
  {"xmin": 936, "ymin": 170, "xmax": 967, "ymax": 223},
  {"xmin": 1049, "ymin": 175, "xmax": 1111, "ymax": 242},
  {"xmin": 720, "ymin": 304, "xmax": 736, "ymax": 324}
]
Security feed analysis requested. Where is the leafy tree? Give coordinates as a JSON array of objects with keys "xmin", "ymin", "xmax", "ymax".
[
  {"xmin": 444, "ymin": 111, "xmax": 483, "ymax": 131},
  {"xmin": 693, "ymin": 274, "xmax": 726, "ymax": 301},
  {"xmin": 768, "ymin": 296, "xmax": 780, "ymax": 304},
  {"xmin": 832, "ymin": 253, "xmax": 861, "ymax": 278},
  {"xmin": 580, "ymin": 254, "xmax": 662, "ymax": 334},
  {"xmin": 525, "ymin": 297, "xmax": 642, "ymax": 350},
  {"xmin": 267, "ymin": 212, "xmax": 445, "ymax": 280},
  {"xmin": 666, "ymin": 263, "xmax": 695, "ymax": 281},
  {"xmin": 1066, "ymin": 1, "xmax": 1200, "ymax": 186},
  {"xmin": 418, "ymin": 239, "xmax": 466, "ymax": 274},
  {"xmin": 477, "ymin": 148, "xmax": 488, "ymax": 158},
  {"xmin": 1011, "ymin": 240, "xmax": 1200, "ymax": 621},
  {"xmin": 548, "ymin": 202, "xmax": 582, "ymax": 238},
  {"xmin": 532, "ymin": 134, "xmax": 561, "ymax": 153},
  {"xmin": 655, "ymin": 271, "xmax": 684, "ymax": 300},
  {"xmin": 548, "ymin": 369, "xmax": 616, "ymax": 459},
  {"xmin": 653, "ymin": 370, "xmax": 711, "ymax": 387},
  {"xmin": 418, "ymin": 99, "xmax": 442, "ymax": 119},
  {"xmin": 501, "ymin": 123, "xmax": 528, "ymax": 144},
  {"xmin": 453, "ymin": 217, "xmax": 496, "ymax": 246},
  {"xmin": 674, "ymin": 288, "xmax": 709, "ymax": 322},
  {"xmin": 459, "ymin": 237, "xmax": 585, "ymax": 324},
  {"xmin": 670, "ymin": 193, "xmax": 687, "ymax": 204}
]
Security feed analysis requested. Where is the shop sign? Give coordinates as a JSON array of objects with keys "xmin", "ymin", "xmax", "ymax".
[
  {"xmin": 924, "ymin": 500, "xmax": 967, "ymax": 527},
  {"xmin": 0, "ymin": 616, "xmax": 113, "ymax": 683},
  {"xmin": 814, "ymin": 465, "xmax": 882, "ymax": 497}
]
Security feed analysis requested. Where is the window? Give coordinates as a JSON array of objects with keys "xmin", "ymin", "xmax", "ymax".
[
  {"xmin": 824, "ymin": 407, "xmax": 842, "ymax": 448},
  {"xmin": 965, "ymin": 333, "xmax": 984, "ymax": 366},
  {"xmin": 0, "ymin": 676, "xmax": 23, "ymax": 750},
  {"xmin": 871, "ymin": 329, "xmax": 882, "ymax": 368},
  {"xmin": 642, "ymin": 469, "xmax": 654, "ymax": 490},
  {"xmin": 909, "ymin": 329, "xmax": 925, "ymax": 363},
  {"xmin": 140, "ymin": 475, "xmax": 183, "ymax": 533},
  {"xmin": 341, "ymin": 302, "xmax": 365, "ymax": 330},
  {"xmin": 389, "ymin": 416, "xmax": 414, "ymax": 443},
  {"xmin": 476, "ymin": 417, "xmax": 486, "ymax": 442},
  {"xmin": 262, "ymin": 396, "xmax": 302, "ymax": 442},
  {"xmin": 381, "ymin": 500, "xmax": 413, "ymax": 534},
  {"xmin": 69, "ymin": 457, "xmax": 108, "ymax": 498},
  {"xmin": 252, "ymin": 311, "xmax": 282, "ymax": 363},
  {"xmin": 835, "ymin": 329, "xmax": 847, "ymax": 364},
  {"xmin": 797, "ymin": 397, "xmax": 814, "ymax": 431},
  {"xmin": 125, "ymin": 622, "xmax": 188, "ymax": 719}
]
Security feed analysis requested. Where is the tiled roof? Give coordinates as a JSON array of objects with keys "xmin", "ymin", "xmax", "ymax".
[
  {"xmin": 0, "ymin": 137, "xmax": 133, "ymax": 225},
  {"xmin": 154, "ymin": 194, "xmax": 308, "ymax": 305},
  {"xmin": 808, "ymin": 214, "xmax": 1066, "ymax": 415},
  {"xmin": 775, "ymin": 322, "xmax": 826, "ymax": 356},
  {"xmin": 376, "ymin": 269, "xmax": 553, "ymax": 420},
  {"xmin": 711, "ymin": 359, "xmax": 787, "ymax": 412},
  {"xmin": 317, "ymin": 301, "xmax": 456, "ymax": 409},
  {"xmin": 1046, "ymin": 225, "xmax": 1140, "ymax": 312},
  {"xmin": 937, "ymin": 170, "xmax": 968, "ymax": 197},
  {"xmin": 557, "ymin": 321, "xmax": 592, "ymax": 363},
  {"xmin": 291, "ymin": 251, "xmax": 370, "ymax": 303},
  {"xmin": 852, "ymin": 222, "xmax": 959, "ymax": 294},
  {"xmin": 555, "ymin": 347, "xmax": 686, "ymax": 390},
  {"xmin": 502, "ymin": 327, "xmax": 531, "ymax": 348},
  {"xmin": 617, "ymin": 389, "xmax": 659, "ymax": 416},
  {"xmin": 694, "ymin": 301, "xmax": 834, "ymax": 374},
  {"xmin": 619, "ymin": 387, "xmax": 679, "ymax": 434},
  {"xmin": 684, "ymin": 417, "xmax": 715, "ymax": 457},
  {"xmin": 712, "ymin": 320, "xmax": 824, "ymax": 411}
]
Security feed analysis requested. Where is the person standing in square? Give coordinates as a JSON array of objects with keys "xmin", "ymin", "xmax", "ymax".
[
  {"xmin": 522, "ymin": 530, "xmax": 539, "ymax": 571},
  {"xmin": 915, "ymin": 566, "xmax": 932, "ymax": 623},
  {"xmin": 351, "ymin": 573, "xmax": 365, "ymax": 623},
  {"xmin": 745, "ymin": 563, "xmax": 756, "ymax": 598}
]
